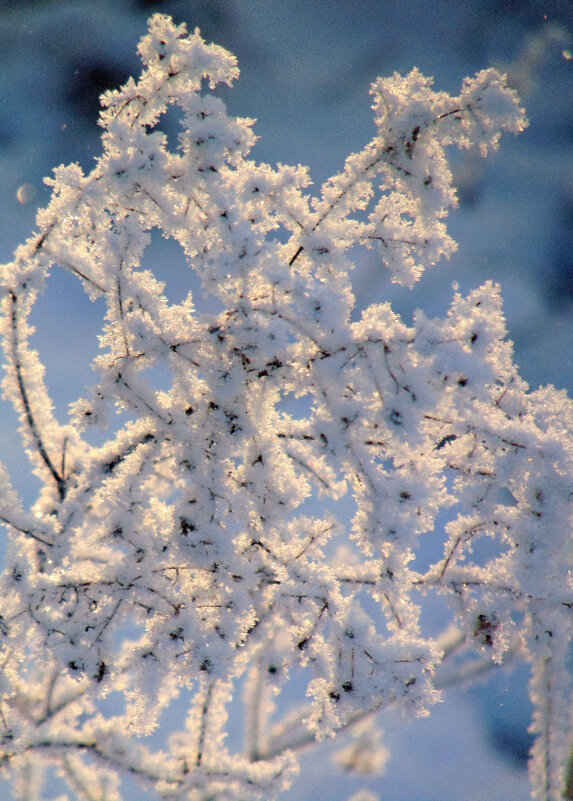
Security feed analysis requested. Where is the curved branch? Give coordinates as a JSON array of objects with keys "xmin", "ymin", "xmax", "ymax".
[{"xmin": 9, "ymin": 292, "xmax": 66, "ymax": 501}]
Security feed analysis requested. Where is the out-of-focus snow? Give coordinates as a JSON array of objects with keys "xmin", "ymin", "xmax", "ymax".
[
  {"xmin": 288, "ymin": 686, "xmax": 531, "ymax": 801},
  {"xmin": 0, "ymin": 2, "xmax": 571, "ymax": 799}
]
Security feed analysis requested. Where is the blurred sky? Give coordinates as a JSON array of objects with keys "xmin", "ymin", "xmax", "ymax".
[{"xmin": 0, "ymin": 2, "xmax": 571, "ymax": 800}]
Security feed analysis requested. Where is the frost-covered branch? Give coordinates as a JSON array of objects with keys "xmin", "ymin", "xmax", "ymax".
[{"xmin": 0, "ymin": 13, "xmax": 570, "ymax": 801}]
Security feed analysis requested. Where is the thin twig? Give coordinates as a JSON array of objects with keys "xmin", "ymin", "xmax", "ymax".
[{"xmin": 9, "ymin": 292, "xmax": 66, "ymax": 501}]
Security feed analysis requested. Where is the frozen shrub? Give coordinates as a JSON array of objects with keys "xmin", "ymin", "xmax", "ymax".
[{"xmin": 0, "ymin": 14, "xmax": 570, "ymax": 801}]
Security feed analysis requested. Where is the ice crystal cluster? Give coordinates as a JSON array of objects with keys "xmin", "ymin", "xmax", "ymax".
[{"xmin": 0, "ymin": 14, "xmax": 571, "ymax": 801}]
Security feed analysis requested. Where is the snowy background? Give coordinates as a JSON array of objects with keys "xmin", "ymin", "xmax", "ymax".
[{"xmin": 0, "ymin": 1, "xmax": 571, "ymax": 799}]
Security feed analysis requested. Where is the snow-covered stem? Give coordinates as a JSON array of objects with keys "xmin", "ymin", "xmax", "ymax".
[{"xmin": 0, "ymin": 13, "xmax": 570, "ymax": 801}]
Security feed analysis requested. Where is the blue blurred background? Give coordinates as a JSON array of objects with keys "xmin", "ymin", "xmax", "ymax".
[{"xmin": 0, "ymin": 2, "xmax": 571, "ymax": 799}]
